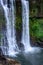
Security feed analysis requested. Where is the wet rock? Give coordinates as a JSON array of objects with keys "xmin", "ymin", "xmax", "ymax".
[
  {"xmin": 0, "ymin": 55, "xmax": 7, "ymax": 65},
  {"xmin": 0, "ymin": 48, "xmax": 6, "ymax": 64},
  {"xmin": 0, "ymin": 48, "xmax": 4, "ymax": 57},
  {"xmin": 0, "ymin": 48, "xmax": 3, "ymax": 55},
  {"xmin": 7, "ymin": 0, "xmax": 11, "ymax": 8},
  {"xmin": 7, "ymin": 58, "xmax": 21, "ymax": 65},
  {"xmin": 18, "ymin": 42, "xmax": 24, "ymax": 51}
]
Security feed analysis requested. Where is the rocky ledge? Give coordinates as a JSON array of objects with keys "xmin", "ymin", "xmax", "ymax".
[
  {"xmin": 0, "ymin": 55, "xmax": 21, "ymax": 65},
  {"xmin": 0, "ymin": 48, "xmax": 21, "ymax": 65}
]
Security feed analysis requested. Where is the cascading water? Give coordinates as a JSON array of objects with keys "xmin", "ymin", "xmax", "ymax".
[
  {"xmin": 0, "ymin": 0, "xmax": 19, "ymax": 56},
  {"xmin": 0, "ymin": 0, "xmax": 41, "ymax": 57},
  {"xmin": 21, "ymin": 0, "xmax": 31, "ymax": 52}
]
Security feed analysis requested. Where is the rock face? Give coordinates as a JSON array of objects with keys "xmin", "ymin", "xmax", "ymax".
[{"xmin": 30, "ymin": 37, "xmax": 43, "ymax": 47}]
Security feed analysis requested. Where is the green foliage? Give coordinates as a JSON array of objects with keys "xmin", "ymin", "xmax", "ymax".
[
  {"xmin": 30, "ymin": 18, "xmax": 43, "ymax": 38},
  {"xmin": 0, "ymin": 10, "xmax": 5, "ymax": 25},
  {"xmin": 0, "ymin": 34, "xmax": 2, "ymax": 45},
  {"xmin": 0, "ymin": 34, "xmax": 3, "ymax": 39},
  {"xmin": 0, "ymin": 34, "xmax": 1, "ymax": 40},
  {"xmin": 15, "ymin": 15, "xmax": 22, "ymax": 31}
]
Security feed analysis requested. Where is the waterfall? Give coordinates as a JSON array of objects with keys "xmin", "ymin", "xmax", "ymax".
[
  {"xmin": 21, "ymin": 0, "xmax": 31, "ymax": 52},
  {"xmin": 0, "ymin": 0, "xmax": 19, "ymax": 56},
  {"xmin": 0, "ymin": 0, "xmax": 40, "ymax": 57}
]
